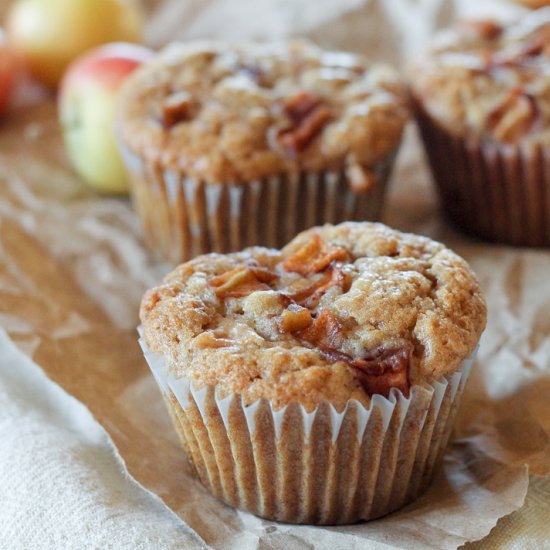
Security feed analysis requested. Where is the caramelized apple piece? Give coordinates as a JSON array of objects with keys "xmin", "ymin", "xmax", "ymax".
[
  {"xmin": 160, "ymin": 91, "xmax": 195, "ymax": 127},
  {"xmin": 276, "ymin": 90, "xmax": 333, "ymax": 153},
  {"xmin": 210, "ymin": 266, "xmax": 276, "ymax": 299},
  {"xmin": 295, "ymin": 305, "xmax": 412, "ymax": 397},
  {"xmin": 298, "ymin": 309, "xmax": 344, "ymax": 349},
  {"xmin": 280, "ymin": 303, "xmax": 313, "ymax": 332},
  {"xmin": 292, "ymin": 264, "xmax": 350, "ymax": 308},
  {"xmin": 283, "ymin": 235, "xmax": 350, "ymax": 275},
  {"xmin": 352, "ymin": 343, "xmax": 412, "ymax": 398},
  {"xmin": 284, "ymin": 90, "xmax": 322, "ymax": 120},
  {"xmin": 249, "ymin": 266, "xmax": 279, "ymax": 283},
  {"xmin": 315, "ymin": 342, "xmax": 412, "ymax": 398},
  {"xmin": 277, "ymin": 107, "xmax": 333, "ymax": 153}
]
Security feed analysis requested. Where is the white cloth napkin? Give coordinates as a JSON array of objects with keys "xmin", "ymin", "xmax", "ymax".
[{"xmin": 0, "ymin": 328, "xmax": 207, "ymax": 550}]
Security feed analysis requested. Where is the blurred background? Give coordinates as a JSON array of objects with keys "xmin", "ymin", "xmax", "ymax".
[{"xmin": 0, "ymin": 0, "xmax": 528, "ymax": 196}]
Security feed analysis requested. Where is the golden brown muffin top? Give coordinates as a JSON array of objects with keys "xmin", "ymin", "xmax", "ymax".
[
  {"xmin": 409, "ymin": 10, "xmax": 550, "ymax": 145},
  {"xmin": 117, "ymin": 40, "xmax": 408, "ymax": 184},
  {"xmin": 140, "ymin": 222, "xmax": 486, "ymax": 411}
]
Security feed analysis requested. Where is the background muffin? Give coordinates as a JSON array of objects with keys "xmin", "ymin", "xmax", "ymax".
[
  {"xmin": 117, "ymin": 40, "xmax": 408, "ymax": 263},
  {"xmin": 139, "ymin": 221, "xmax": 486, "ymax": 524},
  {"xmin": 410, "ymin": 10, "xmax": 550, "ymax": 246}
]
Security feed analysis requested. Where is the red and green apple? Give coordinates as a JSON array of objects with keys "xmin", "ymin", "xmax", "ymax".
[
  {"xmin": 59, "ymin": 42, "xmax": 153, "ymax": 194},
  {"xmin": 0, "ymin": 29, "xmax": 18, "ymax": 116}
]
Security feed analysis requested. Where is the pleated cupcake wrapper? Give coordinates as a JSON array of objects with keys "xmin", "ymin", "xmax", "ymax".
[
  {"xmin": 139, "ymin": 329, "xmax": 475, "ymax": 524},
  {"xmin": 415, "ymin": 103, "xmax": 550, "ymax": 247},
  {"xmin": 119, "ymin": 142, "xmax": 397, "ymax": 264}
]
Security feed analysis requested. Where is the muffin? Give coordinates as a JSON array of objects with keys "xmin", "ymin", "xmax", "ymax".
[
  {"xmin": 410, "ymin": 10, "xmax": 550, "ymax": 246},
  {"xmin": 139, "ymin": 221, "xmax": 486, "ymax": 524},
  {"xmin": 117, "ymin": 40, "xmax": 409, "ymax": 264}
]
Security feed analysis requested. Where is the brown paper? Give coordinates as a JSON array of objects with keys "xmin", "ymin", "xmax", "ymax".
[
  {"xmin": 0, "ymin": 98, "xmax": 546, "ymax": 549},
  {"xmin": 1, "ymin": 0, "xmax": 549, "ymax": 547}
]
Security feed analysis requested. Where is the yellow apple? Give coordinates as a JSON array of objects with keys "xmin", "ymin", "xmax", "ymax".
[
  {"xmin": 6, "ymin": 0, "xmax": 144, "ymax": 88},
  {"xmin": 59, "ymin": 43, "xmax": 153, "ymax": 194}
]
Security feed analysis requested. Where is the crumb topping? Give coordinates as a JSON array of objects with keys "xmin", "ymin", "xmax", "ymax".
[
  {"xmin": 410, "ymin": 9, "xmax": 550, "ymax": 144},
  {"xmin": 117, "ymin": 40, "xmax": 408, "ymax": 183},
  {"xmin": 140, "ymin": 222, "xmax": 486, "ymax": 411}
]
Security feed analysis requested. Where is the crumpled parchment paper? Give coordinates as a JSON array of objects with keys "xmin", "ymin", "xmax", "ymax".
[{"xmin": 1, "ymin": 0, "xmax": 549, "ymax": 548}]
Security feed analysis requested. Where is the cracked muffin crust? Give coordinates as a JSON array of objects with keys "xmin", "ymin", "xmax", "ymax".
[
  {"xmin": 409, "ymin": 9, "xmax": 550, "ymax": 145},
  {"xmin": 140, "ymin": 222, "xmax": 486, "ymax": 412},
  {"xmin": 117, "ymin": 40, "xmax": 408, "ymax": 183}
]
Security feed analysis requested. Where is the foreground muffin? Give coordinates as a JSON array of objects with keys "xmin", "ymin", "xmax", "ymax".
[
  {"xmin": 410, "ymin": 10, "xmax": 550, "ymax": 246},
  {"xmin": 139, "ymin": 222, "xmax": 486, "ymax": 524},
  {"xmin": 117, "ymin": 40, "xmax": 408, "ymax": 263}
]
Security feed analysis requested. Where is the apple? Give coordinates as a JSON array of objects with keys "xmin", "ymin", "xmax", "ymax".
[
  {"xmin": 59, "ymin": 42, "xmax": 153, "ymax": 194},
  {"xmin": 6, "ymin": 0, "xmax": 144, "ymax": 88},
  {"xmin": 0, "ymin": 29, "xmax": 18, "ymax": 116}
]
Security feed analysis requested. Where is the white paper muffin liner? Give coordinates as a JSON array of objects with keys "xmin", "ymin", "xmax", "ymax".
[
  {"xmin": 415, "ymin": 101, "xmax": 550, "ymax": 247},
  {"xmin": 120, "ymin": 143, "xmax": 397, "ymax": 264},
  {"xmin": 138, "ymin": 330, "xmax": 475, "ymax": 525}
]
